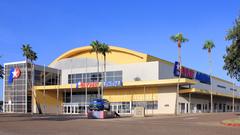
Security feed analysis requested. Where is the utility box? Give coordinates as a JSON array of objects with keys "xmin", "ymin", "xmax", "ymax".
[{"xmin": 134, "ymin": 107, "xmax": 145, "ymax": 117}]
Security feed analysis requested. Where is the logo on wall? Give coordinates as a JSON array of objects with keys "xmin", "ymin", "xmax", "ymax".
[
  {"xmin": 173, "ymin": 61, "xmax": 195, "ymax": 79},
  {"xmin": 76, "ymin": 82, "xmax": 99, "ymax": 88},
  {"xmin": 103, "ymin": 81, "xmax": 123, "ymax": 87},
  {"xmin": 76, "ymin": 81, "xmax": 123, "ymax": 88},
  {"xmin": 8, "ymin": 67, "xmax": 21, "ymax": 84},
  {"xmin": 173, "ymin": 61, "xmax": 211, "ymax": 84}
]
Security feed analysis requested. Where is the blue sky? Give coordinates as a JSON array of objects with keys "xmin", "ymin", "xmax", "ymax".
[{"xmin": 0, "ymin": 0, "xmax": 240, "ymax": 100}]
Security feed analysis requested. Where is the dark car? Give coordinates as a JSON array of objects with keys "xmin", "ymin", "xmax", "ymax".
[{"xmin": 89, "ymin": 98, "xmax": 110, "ymax": 111}]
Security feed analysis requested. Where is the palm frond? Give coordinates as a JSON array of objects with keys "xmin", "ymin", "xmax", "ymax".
[
  {"xmin": 203, "ymin": 40, "xmax": 215, "ymax": 50},
  {"xmin": 170, "ymin": 33, "xmax": 189, "ymax": 43},
  {"xmin": 100, "ymin": 43, "xmax": 111, "ymax": 56}
]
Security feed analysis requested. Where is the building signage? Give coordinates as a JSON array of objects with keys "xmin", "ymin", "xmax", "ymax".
[
  {"xmin": 76, "ymin": 82, "xmax": 99, "ymax": 88},
  {"xmin": 76, "ymin": 81, "xmax": 123, "ymax": 88},
  {"xmin": 173, "ymin": 61, "xmax": 195, "ymax": 79},
  {"xmin": 103, "ymin": 81, "xmax": 123, "ymax": 87},
  {"xmin": 8, "ymin": 67, "xmax": 21, "ymax": 84},
  {"xmin": 195, "ymin": 72, "xmax": 211, "ymax": 84},
  {"xmin": 173, "ymin": 61, "xmax": 211, "ymax": 84}
]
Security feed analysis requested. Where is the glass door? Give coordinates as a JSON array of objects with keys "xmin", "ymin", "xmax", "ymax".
[{"xmin": 110, "ymin": 102, "xmax": 131, "ymax": 114}]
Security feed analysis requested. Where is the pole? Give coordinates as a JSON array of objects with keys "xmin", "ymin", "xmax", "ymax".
[
  {"xmin": 209, "ymin": 51, "xmax": 213, "ymax": 113},
  {"xmin": 57, "ymin": 69, "xmax": 59, "ymax": 115},
  {"xmin": 101, "ymin": 59, "xmax": 104, "ymax": 98},
  {"xmin": 25, "ymin": 60, "xmax": 28, "ymax": 113},
  {"xmin": 43, "ymin": 64, "xmax": 46, "ymax": 114},
  {"xmin": 97, "ymin": 53, "xmax": 100, "ymax": 98},
  {"xmin": 70, "ymin": 59, "xmax": 73, "ymax": 114},
  {"xmin": 31, "ymin": 63, "xmax": 34, "ymax": 114},
  {"xmin": 175, "ymin": 46, "xmax": 181, "ymax": 115},
  {"xmin": 85, "ymin": 57, "xmax": 88, "ymax": 115},
  {"xmin": 144, "ymin": 86, "xmax": 146, "ymax": 115},
  {"xmin": 232, "ymin": 81, "xmax": 235, "ymax": 112}
]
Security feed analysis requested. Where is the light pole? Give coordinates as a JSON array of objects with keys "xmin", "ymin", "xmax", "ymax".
[{"xmin": 232, "ymin": 81, "xmax": 235, "ymax": 112}]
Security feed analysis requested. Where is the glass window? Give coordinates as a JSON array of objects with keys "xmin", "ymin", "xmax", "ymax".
[
  {"xmin": 68, "ymin": 71, "xmax": 122, "ymax": 84},
  {"xmin": 106, "ymin": 72, "xmax": 113, "ymax": 76}
]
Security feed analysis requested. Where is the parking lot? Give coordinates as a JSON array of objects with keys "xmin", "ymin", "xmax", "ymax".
[{"xmin": 0, "ymin": 113, "xmax": 239, "ymax": 135}]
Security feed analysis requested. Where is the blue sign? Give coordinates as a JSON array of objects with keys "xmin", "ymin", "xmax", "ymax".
[
  {"xmin": 195, "ymin": 72, "xmax": 211, "ymax": 84},
  {"xmin": 173, "ymin": 61, "xmax": 211, "ymax": 84},
  {"xmin": 103, "ymin": 81, "xmax": 122, "ymax": 87},
  {"xmin": 173, "ymin": 61, "xmax": 180, "ymax": 77},
  {"xmin": 8, "ymin": 67, "xmax": 15, "ymax": 84}
]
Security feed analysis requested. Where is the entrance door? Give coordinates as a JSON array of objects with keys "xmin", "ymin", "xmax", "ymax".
[
  {"xmin": 110, "ymin": 103, "xmax": 120, "ymax": 113},
  {"xmin": 110, "ymin": 102, "xmax": 131, "ymax": 114},
  {"xmin": 179, "ymin": 103, "xmax": 185, "ymax": 113},
  {"xmin": 63, "ymin": 104, "xmax": 86, "ymax": 114},
  {"xmin": 223, "ymin": 104, "xmax": 226, "ymax": 112}
]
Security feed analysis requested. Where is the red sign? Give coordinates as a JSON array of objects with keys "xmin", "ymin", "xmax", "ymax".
[
  {"xmin": 174, "ymin": 61, "xmax": 195, "ymax": 79},
  {"xmin": 181, "ymin": 67, "xmax": 195, "ymax": 79},
  {"xmin": 77, "ymin": 82, "xmax": 99, "ymax": 88}
]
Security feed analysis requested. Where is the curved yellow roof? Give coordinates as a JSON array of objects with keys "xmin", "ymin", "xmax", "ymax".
[{"xmin": 49, "ymin": 46, "xmax": 153, "ymax": 66}]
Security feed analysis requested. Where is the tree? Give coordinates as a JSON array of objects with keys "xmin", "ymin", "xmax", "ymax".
[
  {"xmin": 0, "ymin": 64, "xmax": 3, "ymax": 79},
  {"xmin": 21, "ymin": 44, "xmax": 38, "ymax": 62},
  {"xmin": 203, "ymin": 40, "xmax": 215, "ymax": 113},
  {"xmin": 99, "ymin": 43, "xmax": 111, "ymax": 98},
  {"xmin": 90, "ymin": 40, "xmax": 102, "ymax": 98},
  {"xmin": 170, "ymin": 33, "xmax": 189, "ymax": 115},
  {"xmin": 223, "ymin": 16, "xmax": 240, "ymax": 81},
  {"xmin": 0, "ymin": 56, "xmax": 3, "ymax": 79}
]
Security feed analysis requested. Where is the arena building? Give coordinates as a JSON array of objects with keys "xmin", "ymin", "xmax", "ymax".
[{"xmin": 2, "ymin": 46, "xmax": 240, "ymax": 115}]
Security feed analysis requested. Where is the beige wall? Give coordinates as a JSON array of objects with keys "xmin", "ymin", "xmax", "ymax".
[{"xmin": 157, "ymin": 86, "xmax": 177, "ymax": 114}]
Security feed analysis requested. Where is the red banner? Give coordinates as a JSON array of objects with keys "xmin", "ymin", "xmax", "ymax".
[{"xmin": 76, "ymin": 82, "xmax": 99, "ymax": 88}]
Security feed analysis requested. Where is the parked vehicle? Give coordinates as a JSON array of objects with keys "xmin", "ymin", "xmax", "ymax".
[{"xmin": 89, "ymin": 98, "xmax": 110, "ymax": 111}]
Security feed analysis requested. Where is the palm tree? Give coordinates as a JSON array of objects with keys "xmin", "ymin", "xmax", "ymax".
[
  {"xmin": 21, "ymin": 44, "xmax": 38, "ymax": 62},
  {"xmin": 99, "ymin": 43, "xmax": 111, "ymax": 98},
  {"xmin": 0, "ymin": 56, "xmax": 3, "ymax": 79},
  {"xmin": 170, "ymin": 33, "xmax": 189, "ymax": 115},
  {"xmin": 90, "ymin": 40, "xmax": 102, "ymax": 98},
  {"xmin": 21, "ymin": 44, "xmax": 38, "ymax": 113},
  {"xmin": 203, "ymin": 40, "xmax": 215, "ymax": 113},
  {"xmin": 0, "ymin": 64, "xmax": 3, "ymax": 79}
]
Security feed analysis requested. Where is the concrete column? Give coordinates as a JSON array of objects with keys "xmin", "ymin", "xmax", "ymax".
[{"xmin": 188, "ymin": 93, "xmax": 191, "ymax": 113}]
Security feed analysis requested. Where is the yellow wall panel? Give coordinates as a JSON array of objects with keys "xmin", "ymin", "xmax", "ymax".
[{"xmin": 103, "ymin": 87, "xmax": 159, "ymax": 102}]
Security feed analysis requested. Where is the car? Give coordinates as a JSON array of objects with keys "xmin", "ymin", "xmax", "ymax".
[{"xmin": 89, "ymin": 98, "xmax": 110, "ymax": 111}]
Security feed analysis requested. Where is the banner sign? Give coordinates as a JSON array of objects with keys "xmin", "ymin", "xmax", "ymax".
[
  {"xmin": 173, "ymin": 61, "xmax": 195, "ymax": 79},
  {"xmin": 103, "ymin": 81, "xmax": 123, "ymax": 87},
  {"xmin": 173, "ymin": 61, "xmax": 211, "ymax": 84},
  {"xmin": 76, "ymin": 81, "xmax": 123, "ymax": 88},
  {"xmin": 76, "ymin": 82, "xmax": 99, "ymax": 88},
  {"xmin": 195, "ymin": 72, "xmax": 211, "ymax": 84}
]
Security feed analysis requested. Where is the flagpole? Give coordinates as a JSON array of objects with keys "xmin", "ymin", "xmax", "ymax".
[
  {"xmin": 232, "ymin": 81, "xmax": 235, "ymax": 112},
  {"xmin": 85, "ymin": 57, "xmax": 88, "ymax": 115},
  {"xmin": 57, "ymin": 69, "xmax": 59, "ymax": 115},
  {"xmin": 101, "ymin": 57, "xmax": 104, "ymax": 98},
  {"xmin": 43, "ymin": 64, "xmax": 46, "ymax": 114},
  {"xmin": 70, "ymin": 59, "xmax": 73, "ymax": 114}
]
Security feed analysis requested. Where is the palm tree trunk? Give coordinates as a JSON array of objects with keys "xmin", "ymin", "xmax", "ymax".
[
  {"xmin": 208, "ymin": 51, "xmax": 213, "ymax": 113},
  {"xmin": 175, "ymin": 43, "xmax": 181, "ymax": 115}
]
